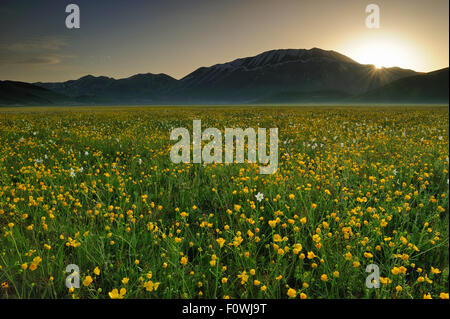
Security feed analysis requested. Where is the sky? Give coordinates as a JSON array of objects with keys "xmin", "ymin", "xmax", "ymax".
[{"xmin": 0, "ymin": 0, "xmax": 448, "ymax": 82}]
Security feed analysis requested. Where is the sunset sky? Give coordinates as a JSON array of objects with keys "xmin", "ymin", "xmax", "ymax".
[{"xmin": 0, "ymin": 0, "xmax": 448, "ymax": 82}]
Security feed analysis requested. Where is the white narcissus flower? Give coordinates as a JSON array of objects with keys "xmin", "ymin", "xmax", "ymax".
[{"xmin": 255, "ymin": 192, "xmax": 264, "ymax": 202}]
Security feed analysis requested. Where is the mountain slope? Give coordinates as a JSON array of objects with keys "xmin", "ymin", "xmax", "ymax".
[
  {"xmin": 353, "ymin": 68, "xmax": 449, "ymax": 103},
  {"xmin": 174, "ymin": 48, "xmax": 417, "ymax": 103},
  {"xmin": 0, "ymin": 81, "xmax": 69, "ymax": 106},
  {"xmin": 32, "ymin": 48, "xmax": 419, "ymax": 104},
  {"xmin": 35, "ymin": 73, "xmax": 178, "ymax": 104},
  {"xmin": 4, "ymin": 48, "xmax": 446, "ymax": 105}
]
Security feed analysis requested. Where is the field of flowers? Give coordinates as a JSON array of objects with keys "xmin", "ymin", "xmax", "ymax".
[{"xmin": 0, "ymin": 106, "xmax": 448, "ymax": 299}]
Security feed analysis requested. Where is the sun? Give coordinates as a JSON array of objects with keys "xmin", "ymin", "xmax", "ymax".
[
  {"xmin": 352, "ymin": 40, "xmax": 405, "ymax": 69},
  {"xmin": 341, "ymin": 33, "xmax": 418, "ymax": 70}
]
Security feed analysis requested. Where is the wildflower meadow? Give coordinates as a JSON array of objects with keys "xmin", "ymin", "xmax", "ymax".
[{"xmin": 0, "ymin": 106, "xmax": 448, "ymax": 299}]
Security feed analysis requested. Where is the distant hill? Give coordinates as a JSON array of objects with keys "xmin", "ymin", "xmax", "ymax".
[
  {"xmin": 35, "ymin": 73, "xmax": 178, "ymax": 104},
  {"xmin": 0, "ymin": 81, "xmax": 69, "ymax": 106},
  {"xmin": 353, "ymin": 67, "xmax": 449, "ymax": 103},
  {"xmin": 1, "ymin": 48, "xmax": 448, "ymax": 106}
]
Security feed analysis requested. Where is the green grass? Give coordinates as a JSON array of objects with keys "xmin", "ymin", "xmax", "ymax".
[{"xmin": 0, "ymin": 106, "xmax": 448, "ymax": 299}]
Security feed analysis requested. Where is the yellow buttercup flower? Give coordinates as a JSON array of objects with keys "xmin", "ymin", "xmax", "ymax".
[
  {"xmin": 83, "ymin": 276, "xmax": 93, "ymax": 287},
  {"xmin": 144, "ymin": 280, "xmax": 160, "ymax": 292},
  {"xmin": 216, "ymin": 238, "xmax": 225, "ymax": 248},
  {"xmin": 109, "ymin": 288, "xmax": 126, "ymax": 299},
  {"xmin": 431, "ymin": 267, "xmax": 441, "ymax": 274},
  {"xmin": 287, "ymin": 288, "xmax": 297, "ymax": 298}
]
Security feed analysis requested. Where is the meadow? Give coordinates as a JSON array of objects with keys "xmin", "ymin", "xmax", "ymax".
[{"xmin": 0, "ymin": 105, "xmax": 448, "ymax": 299}]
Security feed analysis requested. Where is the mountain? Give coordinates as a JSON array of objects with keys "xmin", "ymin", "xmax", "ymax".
[
  {"xmin": 0, "ymin": 81, "xmax": 70, "ymax": 106},
  {"xmin": 353, "ymin": 67, "xmax": 449, "ymax": 103},
  {"xmin": 2, "ymin": 48, "xmax": 447, "ymax": 106},
  {"xmin": 173, "ymin": 48, "xmax": 418, "ymax": 103},
  {"xmin": 35, "ymin": 73, "xmax": 178, "ymax": 104}
]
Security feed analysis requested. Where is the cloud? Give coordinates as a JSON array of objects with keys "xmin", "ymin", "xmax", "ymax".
[
  {"xmin": 0, "ymin": 37, "xmax": 74, "ymax": 65},
  {"xmin": 9, "ymin": 54, "xmax": 75, "ymax": 65},
  {"xmin": 6, "ymin": 38, "xmax": 68, "ymax": 52}
]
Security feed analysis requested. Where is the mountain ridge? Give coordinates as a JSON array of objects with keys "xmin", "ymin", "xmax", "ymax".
[
  {"xmin": 0, "ymin": 80, "xmax": 71, "ymax": 106},
  {"xmin": 1, "ymin": 48, "xmax": 448, "ymax": 106},
  {"xmin": 172, "ymin": 48, "xmax": 418, "ymax": 103},
  {"xmin": 353, "ymin": 67, "xmax": 449, "ymax": 103},
  {"xmin": 34, "ymin": 72, "xmax": 178, "ymax": 104}
]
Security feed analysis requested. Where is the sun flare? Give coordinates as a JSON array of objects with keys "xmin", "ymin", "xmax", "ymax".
[{"xmin": 342, "ymin": 34, "xmax": 419, "ymax": 70}]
